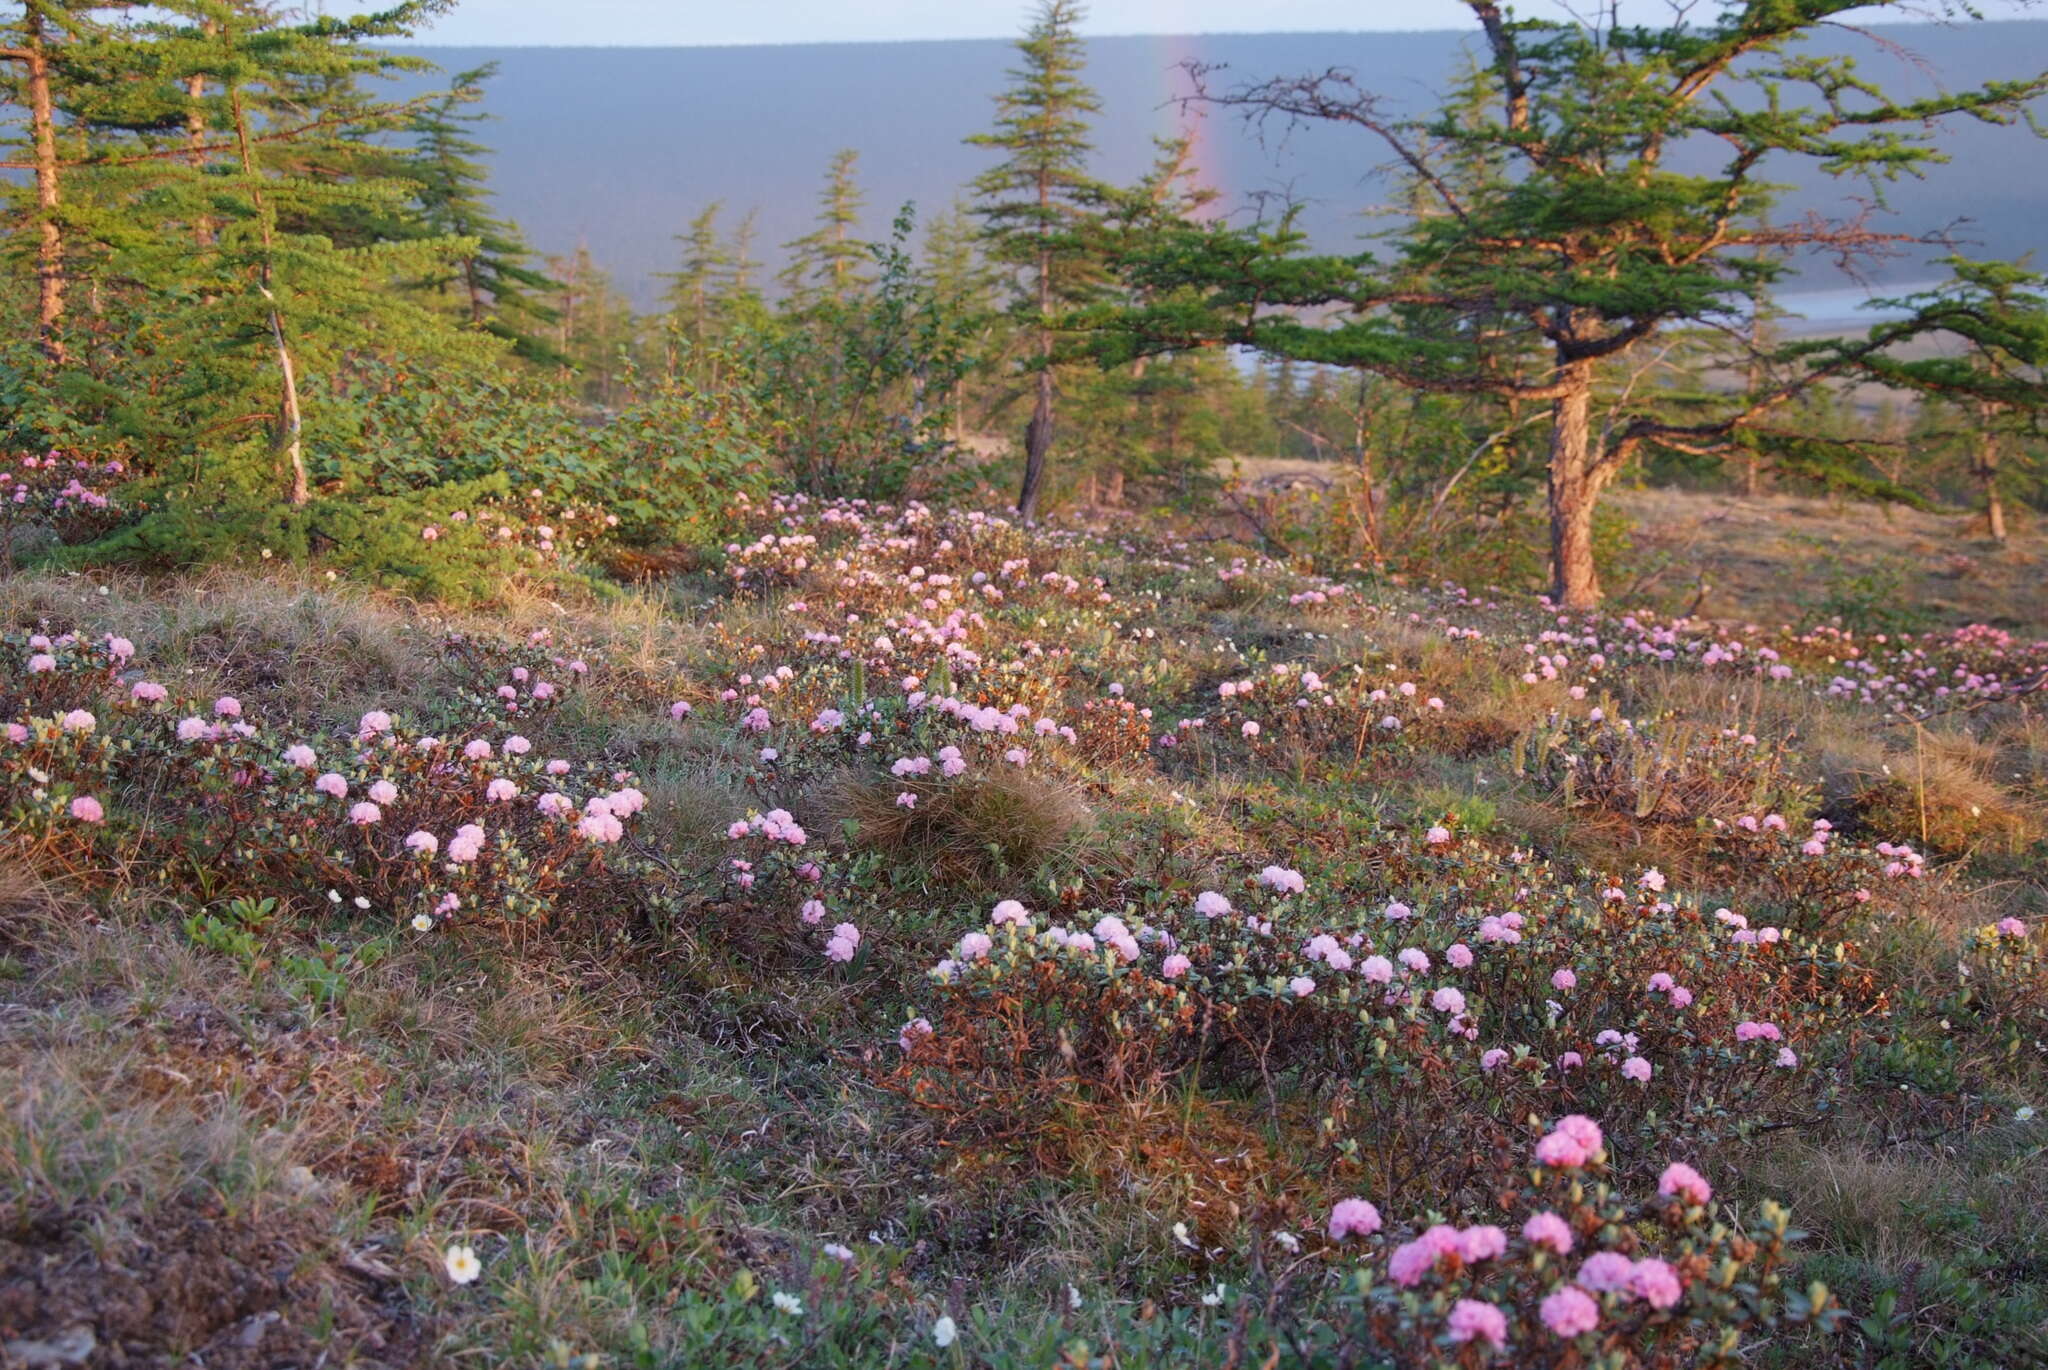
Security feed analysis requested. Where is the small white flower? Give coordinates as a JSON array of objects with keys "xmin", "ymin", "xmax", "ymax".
[
  {"xmin": 771, "ymin": 1291, "xmax": 804, "ymax": 1316},
  {"xmin": 443, "ymin": 1243, "xmax": 481, "ymax": 1284},
  {"xmin": 1066, "ymin": 1284, "xmax": 1083, "ymax": 1310},
  {"xmin": 327, "ymin": 889, "xmax": 342, "ymax": 904},
  {"xmin": 353, "ymin": 896, "xmax": 371, "ymax": 910},
  {"xmin": 932, "ymin": 1314, "xmax": 957, "ymax": 1348},
  {"xmin": 1272, "ymin": 1230, "xmax": 1301, "ymax": 1253},
  {"xmin": 1202, "ymin": 1283, "xmax": 1228, "ymax": 1307},
  {"xmin": 2019, "ymin": 1105, "xmax": 2038, "ymax": 1123},
  {"xmin": 411, "ymin": 914, "xmax": 433, "ymax": 933},
  {"xmin": 1171, "ymin": 1221, "xmax": 1196, "ymax": 1248}
]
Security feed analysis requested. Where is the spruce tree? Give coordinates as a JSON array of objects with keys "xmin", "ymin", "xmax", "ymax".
[{"xmin": 968, "ymin": 0, "xmax": 1101, "ymax": 522}]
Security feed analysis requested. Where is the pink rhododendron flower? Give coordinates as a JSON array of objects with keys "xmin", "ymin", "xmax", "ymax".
[
  {"xmin": 69, "ymin": 796, "xmax": 104, "ymax": 823},
  {"xmin": 1445, "ymin": 1299, "xmax": 1506, "ymax": 1349},
  {"xmin": 1541, "ymin": 1286, "xmax": 1599, "ymax": 1337},
  {"xmin": 1522, "ymin": 1211, "xmax": 1573, "ymax": 1254},
  {"xmin": 1577, "ymin": 1250, "xmax": 1635, "ymax": 1293},
  {"xmin": 1658, "ymin": 1161, "xmax": 1712, "ymax": 1206},
  {"xmin": 1327, "ymin": 1198, "xmax": 1381, "ymax": 1240}
]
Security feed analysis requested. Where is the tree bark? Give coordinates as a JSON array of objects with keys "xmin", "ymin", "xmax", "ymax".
[
  {"xmin": 231, "ymin": 85, "xmax": 308, "ymax": 505},
  {"xmin": 1976, "ymin": 404, "xmax": 2006, "ymax": 544},
  {"xmin": 1547, "ymin": 359, "xmax": 1603, "ymax": 610},
  {"xmin": 1018, "ymin": 236, "xmax": 1054, "ymax": 522},
  {"xmin": 22, "ymin": 4, "xmax": 66, "ymax": 363}
]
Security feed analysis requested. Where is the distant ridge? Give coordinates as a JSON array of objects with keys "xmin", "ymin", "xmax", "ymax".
[{"xmin": 397, "ymin": 23, "xmax": 2048, "ymax": 310}]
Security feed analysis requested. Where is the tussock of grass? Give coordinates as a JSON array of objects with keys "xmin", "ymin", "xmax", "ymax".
[{"xmin": 819, "ymin": 765, "xmax": 1092, "ymax": 885}]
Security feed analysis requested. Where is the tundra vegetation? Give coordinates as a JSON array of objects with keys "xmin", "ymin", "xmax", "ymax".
[{"xmin": 2, "ymin": 2, "xmax": 2047, "ymax": 1368}]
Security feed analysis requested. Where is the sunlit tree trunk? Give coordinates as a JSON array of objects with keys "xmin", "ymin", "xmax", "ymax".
[{"xmin": 1547, "ymin": 358, "xmax": 1603, "ymax": 610}]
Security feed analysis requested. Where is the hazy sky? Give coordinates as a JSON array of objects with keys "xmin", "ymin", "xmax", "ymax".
[{"xmin": 402, "ymin": 1, "xmax": 2041, "ymax": 47}]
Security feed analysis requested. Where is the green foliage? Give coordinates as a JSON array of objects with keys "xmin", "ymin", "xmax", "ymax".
[{"xmin": 746, "ymin": 207, "xmax": 979, "ymax": 501}]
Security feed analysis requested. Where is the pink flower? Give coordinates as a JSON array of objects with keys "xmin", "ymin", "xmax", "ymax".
[
  {"xmin": 1289, "ymin": 975, "xmax": 1316, "ymax": 997},
  {"xmin": 1161, "ymin": 953, "xmax": 1191, "ymax": 978},
  {"xmin": 369, "ymin": 780, "xmax": 398, "ymax": 805},
  {"xmin": 1445, "ymin": 1299, "xmax": 1506, "ymax": 1349},
  {"xmin": 1387, "ymin": 1225, "xmax": 1461, "ymax": 1286},
  {"xmin": 1456, "ymin": 1225, "xmax": 1506, "ymax": 1261},
  {"xmin": 1327, "ymin": 1198, "xmax": 1381, "ymax": 1241},
  {"xmin": 1431, "ymin": 986, "xmax": 1466, "ymax": 1015},
  {"xmin": 1425, "ymin": 825, "xmax": 1451, "ymax": 845},
  {"xmin": 130, "ymin": 681, "xmax": 167, "ymax": 703},
  {"xmin": 1522, "ymin": 1211, "xmax": 1573, "ymax": 1255},
  {"xmin": 348, "ymin": 802, "xmax": 382, "ymax": 825},
  {"xmin": 68, "ymin": 795, "xmax": 104, "ymax": 823},
  {"xmin": 405, "ymin": 830, "xmax": 438, "ymax": 856},
  {"xmin": 1576, "ymin": 1250, "xmax": 1636, "ymax": 1293},
  {"xmin": 957, "ymin": 932, "xmax": 993, "ymax": 961},
  {"xmin": 1621, "ymin": 1055, "xmax": 1652, "ymax": 1082},
  {"xmin": 1195, "ymin": 891, "xmax": 1232, "ymax": 918},
  {"xmin": 486, "ymin": 778, "xmax": 519, "ymax": 802},
  {"xmin": 1258, "ymin": 865, "xmax": 1306, "ymax": 895},
  {"xmin": 315, "ymin": 773, "xmax": 347, "ymax": 799},
  {"xmin": 1996, "ymin": 917, "xmax": 2026, "ymax": 937},
  {"xmin": 1480, "ymin": 1048, "xmax": 1509, "ymax": 1071},
  {"xmin": 1446, "ymin": 942, "xmax": 1473, "ymax": 968},
  {"xmin": 213, "ymin": 695, "xmax": 242, "ymax": 718},
  {"xmin": 447, "ymin": 826, "xmax": 486, "ymax": 864},
  {"xmin": 1629, "ymin": 1257, "xmax": 1684, "ymax": 1309},
  {"xmin": 283, "ymin": 744, "xmax": 317, "ymax": 769},
  {"xmin": 1534, "ymin": 1115, "xmax": 1602, "ymax": 1168},
  {"xmin": 897, "ymin": 1017, "xmax": 932, "ymax": 1051},
  {"xmin": 1658, "ymin": 1161, "xmax": 1712, "ymax": 1206},
  {"xmin": 1541, "ymin": 1286, "xmax": 1599, "ymax": 1337},
  {"xmin": 1551, "ymin": 967, "xmax": 1576, "ymax": 991}
]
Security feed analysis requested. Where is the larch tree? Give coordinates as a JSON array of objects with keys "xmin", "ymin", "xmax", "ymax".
[
  {"xmin": 779, "ymin": 147, "xmax": 870, "ymax": 308},
  {"xmin": 404, "ymin": 63, "xmax": 562, "ymax": 364},
  {"xmin": 969, "ymin": 0, "xmax": 1101, "ymax": 523},
  {"xmin": 1837, "ymin": 258, "xmax": 2048, "ymax": 544},
  {"xmin": 1098, "ymin": 1, "xmax": 2048, "ymax": 607},
  {"xmin": 660, "ymin": 201, "xmax": 731, "ymax": 367}
]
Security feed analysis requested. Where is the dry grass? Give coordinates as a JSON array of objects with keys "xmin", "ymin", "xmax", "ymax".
[{"xmin": 818, "ymin": 765, "xmax": 1093, "ymax": 886}]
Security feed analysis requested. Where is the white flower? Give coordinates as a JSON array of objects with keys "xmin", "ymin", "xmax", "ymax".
[
  {"xmin": 411, "ymin": 914, "xmax": 433, "ymax": 933},
  {"xmin": 443, "ymin": 1243, "xmax": 481, "ymax": 1284},
  {"xmin": 1272, "ymin": 1230, "xmax": 1301, "ymax": 1253},
  {"xmin": 771, "ymin": 1291, "xmax": 804, "ymax": 1317},
  {"xmin": 1171, "ymin": 1221, "xmax": 1196, "ymax": 1248},
  {"xmin": 1202, "ymin": 1283, "xmax": 1228, "ymax": 1307},
  {"xmin": 2019, "ymin": 1105, "xmax": 2038, "ymax": 1123},
  {"xmin": 352, "ymin": 896, "xmax": 371, "ymax": 910},
  {"xmin": 1066, "ymin": 1284, "xmax": 1083, "ymax": 1310},
  {"xmin": 932, "ymin": 1315, "xmax": 957, "ymax": 1348}
]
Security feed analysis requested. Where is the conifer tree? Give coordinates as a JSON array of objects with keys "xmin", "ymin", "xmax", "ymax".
[
  {"xmin": 779, "ymin": 148, "xmax": 869, "ymax": 308},
  {"xmin": 969, "ymin": 0, "xmax": 1101, "ymax": 522},
  {"xmin": 1102, "ymin": 1, "xmax": 2048, "ymax": 606},
  {"xmin": 404, "ymin": 63, "xmax": 562, "ymax": 364},
  {"xmin": 661, "ymin": 201, "xmax": 731, "ymax": 357}
]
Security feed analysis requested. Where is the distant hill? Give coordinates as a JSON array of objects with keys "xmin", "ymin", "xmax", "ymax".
[{"xmin": 401, "ymin": 23, "xmax": 2048, "ymax": 315}]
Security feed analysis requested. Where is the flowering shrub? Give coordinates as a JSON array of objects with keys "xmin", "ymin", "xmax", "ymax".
[
  {"xmin": 2, "ymin": 629, "xmax": 666, "ymax": 929},
  {"xmin": 1323, "ymin": 1114, "xmax": 1844, "ymax": 1367}
]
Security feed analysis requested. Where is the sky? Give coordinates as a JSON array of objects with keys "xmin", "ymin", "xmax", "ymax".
[{"xmin": 401, "ymin": 0, "xmax": 2042, "ymax": 47}]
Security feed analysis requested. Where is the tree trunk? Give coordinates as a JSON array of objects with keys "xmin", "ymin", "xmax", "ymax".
[
  {"xmin": 1976, "ymin": 405, "xmax": 2006, "ymax": 544},
  {"xmin": 1020, "ymin": 362, "xmax": 1052, "ymax": 522},
  {"xmin": 1546, "ymin": 360, "xmax": 1602, "ymax": 610},
  {"xmin": 1018, "ymin": 236, "xmax": 1054, "ymax": 522},
  {"xmin": 22, "ymin": 5, "xmax": 65, "ymax": 363},
  {"xmin": 231, "ymin": 86, "xmax": 307, "ymax": 504}
]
